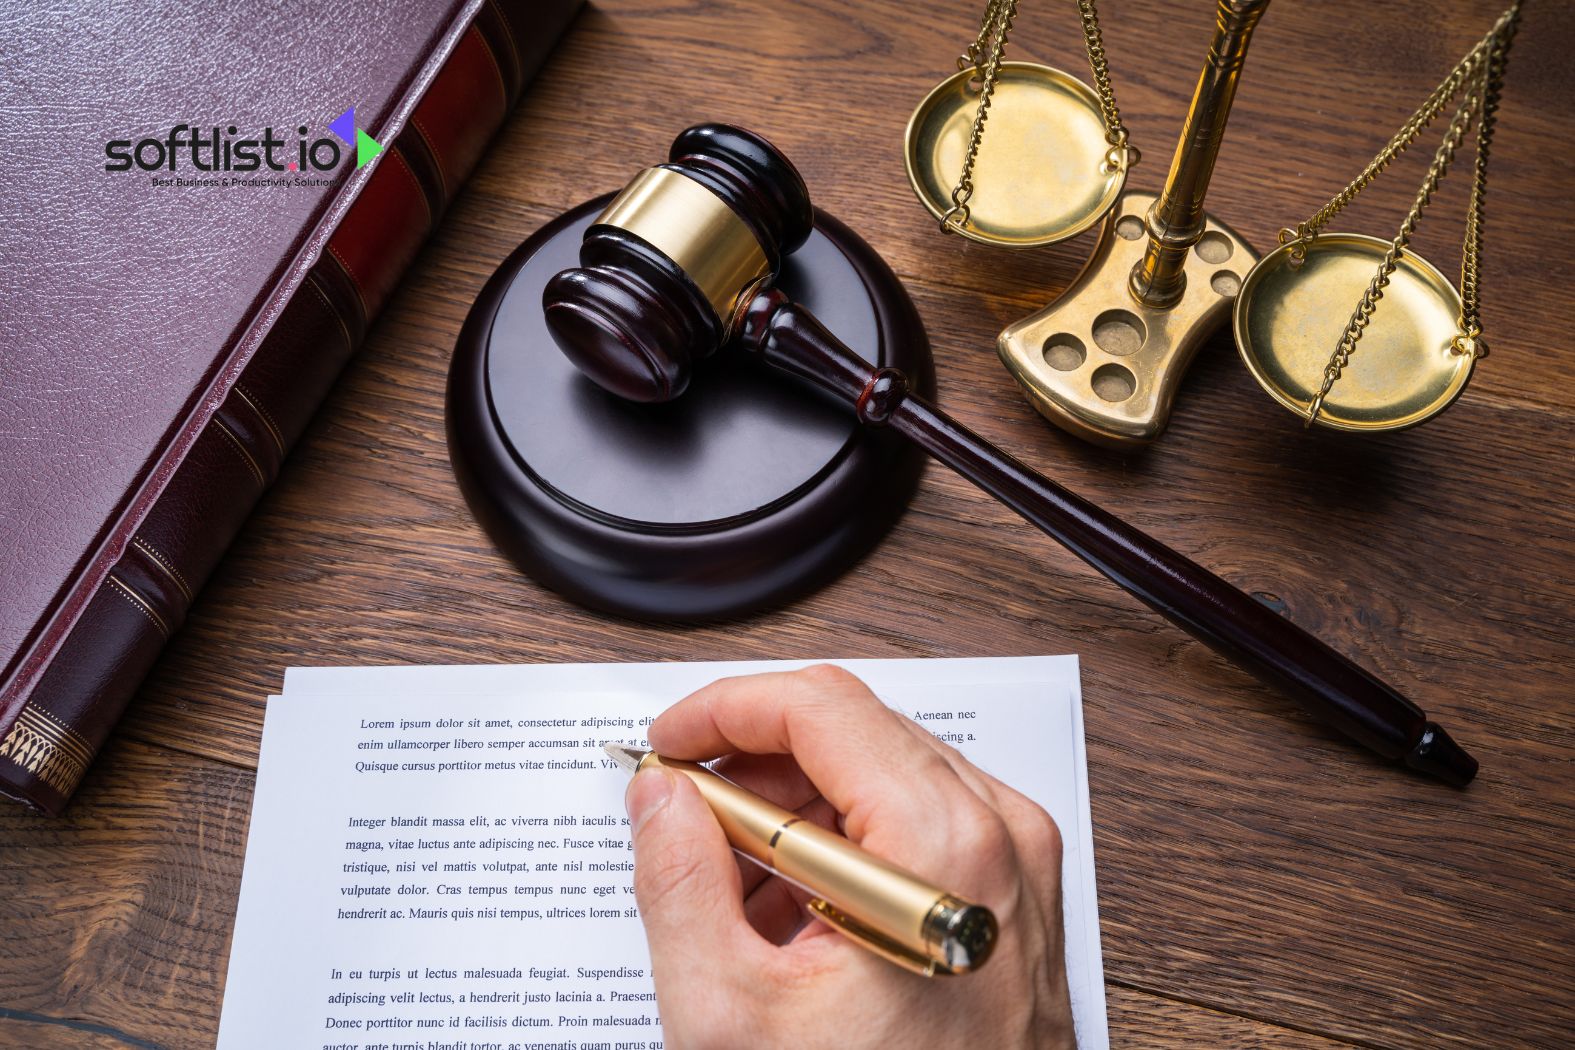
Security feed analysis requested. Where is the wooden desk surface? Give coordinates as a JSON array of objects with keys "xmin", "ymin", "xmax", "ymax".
[{"xmin": 4, "ymin": 1, "xmax": 1572, "ymax": 1045}]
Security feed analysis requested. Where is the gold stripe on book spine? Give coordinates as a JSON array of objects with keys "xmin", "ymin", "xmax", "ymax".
[{"xmin": 0, "ymin": 705, "xmax": 93, "ymax": 796}]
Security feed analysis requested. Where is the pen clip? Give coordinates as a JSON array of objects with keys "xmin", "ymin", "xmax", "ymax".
[{"xmin": 804, "ymin": 898, "xmax": 946, "ymax": 978}]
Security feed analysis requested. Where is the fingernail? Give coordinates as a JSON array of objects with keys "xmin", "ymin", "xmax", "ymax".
[{"xmin": 625, "ymin": 766, "xmax": 675, "ymax": 835}]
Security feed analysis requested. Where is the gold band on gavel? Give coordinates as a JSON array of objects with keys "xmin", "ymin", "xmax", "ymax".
[{"xmin": 593, "ymin": 166, "xmax": 771, "ymax": 326}]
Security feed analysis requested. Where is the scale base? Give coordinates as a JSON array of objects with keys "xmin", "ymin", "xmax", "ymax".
[{"xmin": 997, "ymin": 191, "xmax": 1257, "ymax": 447}]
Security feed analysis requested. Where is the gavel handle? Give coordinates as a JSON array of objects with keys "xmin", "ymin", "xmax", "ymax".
[{"xmin": 740, "ymin": 291, "xmax": 1477, "ymax": 785}]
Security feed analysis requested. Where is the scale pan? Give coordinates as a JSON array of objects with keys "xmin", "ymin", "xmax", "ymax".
[
  {"xmin": 1234, "ymin": 233, "xmax": 1475, "ymax": 432},
  {"xmin": 904, "ymin": 61, "xmax": 1126, "ymax": 248}
]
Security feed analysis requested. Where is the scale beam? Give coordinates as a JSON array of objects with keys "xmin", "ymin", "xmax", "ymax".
[{"xmin": 1130, "ymin": 0, "xmax": 1269, "ymax": 309}]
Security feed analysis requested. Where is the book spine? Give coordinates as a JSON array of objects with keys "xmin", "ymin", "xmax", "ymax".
[{"xmin": 0, "ymin": 0, "xmax": 583, "ymax": 815}]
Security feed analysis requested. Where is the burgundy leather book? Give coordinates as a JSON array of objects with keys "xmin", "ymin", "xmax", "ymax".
[{"xmin": 0, "ymin": 0, "xmax": 582, "ymax": 814}]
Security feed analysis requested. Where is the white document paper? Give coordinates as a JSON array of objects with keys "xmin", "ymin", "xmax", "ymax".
[{"xmin": 218, "ymin": 657, "xmax": 1106, "ymax": 1049}]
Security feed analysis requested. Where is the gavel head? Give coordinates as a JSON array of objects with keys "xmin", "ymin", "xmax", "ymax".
[{"xmin": 542, "ymin": 123, "xmax": 813, "ymax": 402}]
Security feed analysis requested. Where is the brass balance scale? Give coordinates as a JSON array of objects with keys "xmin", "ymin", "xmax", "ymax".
[{"xmin": 904, "ymin": 0, "xmax": 1522, "ymax": 445}]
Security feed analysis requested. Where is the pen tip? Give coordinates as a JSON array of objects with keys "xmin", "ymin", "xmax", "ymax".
[{"xmin": 602, "ymin": 742, "xmax": 644, "ymax": 773}]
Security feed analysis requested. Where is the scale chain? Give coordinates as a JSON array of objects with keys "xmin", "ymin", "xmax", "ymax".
[
  {"xmin": 1299, "ymin": 3, "xmax": 1520, "ymax": 426},
  {"xmin": 1457, "ymin": 8, "xmax": 1518, "ymax": 353},
  {"xmin": 943, "ymin": 0, "xmax": 1135, "ymax": 235},
  {"xmin": 1280, "ymin": 26, "xmax": 1496, "ymax": 258},
  {"xmin": 964, "ymin": 0, "xmax": 1011, "ymax": 69},
  {"xmin": 942, "ymin": 0, "xmax": 1019, "ymax": 233},
  {"xmin": 1076, "ymin": 0, "xmax": 1137, "ymax": 168},
  {"xmin": 1304, "ymin": 67, "xmax": 1489, "ymax": 425}
]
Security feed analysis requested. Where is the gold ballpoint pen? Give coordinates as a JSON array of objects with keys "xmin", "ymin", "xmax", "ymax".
[{"xmin": 604, "ymin": 743, "xmax": 997, "ymax": 977}]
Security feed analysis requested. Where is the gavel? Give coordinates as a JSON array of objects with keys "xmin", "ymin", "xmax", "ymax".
[{"xmin": 541, "ymin": 123, "xmax": 1477, "ymax": 787}]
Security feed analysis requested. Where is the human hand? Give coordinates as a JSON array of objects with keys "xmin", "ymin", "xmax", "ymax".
[{"xmin": 624, "ymin": 664, "xmax": 1076, "ymax": 1049}]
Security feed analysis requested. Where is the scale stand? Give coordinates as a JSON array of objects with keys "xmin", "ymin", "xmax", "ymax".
[{"xmin": 997, "ymin": 0, "xmax": 1269, "ymax": 446}]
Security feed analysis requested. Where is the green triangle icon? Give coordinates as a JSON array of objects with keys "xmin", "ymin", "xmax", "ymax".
[{"xmin": 356, "ymin": 128, "xmax": 382, "ymax": 168}]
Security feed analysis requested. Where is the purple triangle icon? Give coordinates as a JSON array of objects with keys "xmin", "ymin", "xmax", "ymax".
[{"xmin": 328, "ymin": 107, "xmax": 355, "ymax": 145}]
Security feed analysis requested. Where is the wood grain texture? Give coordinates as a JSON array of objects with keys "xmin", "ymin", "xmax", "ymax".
[
  {"xmin": 1102, "ymin": 984, "xmax": 1354, "ymax": 1050},
  {"xmin": 5, "ymin": 0, "xmax": 1574, "ymax": 1047},
  {"xmin": 0, "ymin": 738, "xmax": 249, "ymax": 1048}
]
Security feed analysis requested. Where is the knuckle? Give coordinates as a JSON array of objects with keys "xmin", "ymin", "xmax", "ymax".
[
  {"xmin": 1038, "ymin": 810, "xmax": 1064, "ymax": 862},
  {"xmin": 954, "ymin": 805, "xmax": 1014, "ymax": 863},
  {"xmin": 791, "ymin": 664, "xmax": 889, "ymax": 727},
  {"xmin": 1022, "ymin": 809, "xmax": 1064, "ymax": 868},
  {"xmin": 703, "ymin": 673, "xmax": 750, "ymax": 696},
  {"xmin": 1004, "ymin": 796, "xmax": 1063, "ymax": 864},
  {"xmin": 795, "ymin": 662, "xmax": 863, "ymax": 693}
]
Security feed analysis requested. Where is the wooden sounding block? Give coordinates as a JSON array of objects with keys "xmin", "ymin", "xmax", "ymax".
[{"xmin": 446, "ymin": 196, "xmax": 933, "ymax": 620}]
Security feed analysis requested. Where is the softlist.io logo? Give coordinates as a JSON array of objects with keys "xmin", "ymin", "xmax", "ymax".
[
  {"xmin": 328, "ymin": 106, "xmax": 383, "ymax": 169},
  {"xmin": 103, "ymin": 107, "xmax": 381, "ymax": 178}
]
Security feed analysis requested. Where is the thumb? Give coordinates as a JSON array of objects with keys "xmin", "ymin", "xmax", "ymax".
[{"xmin": 626, "ymin": 765, "xmax": 755, "ymax": 974}]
